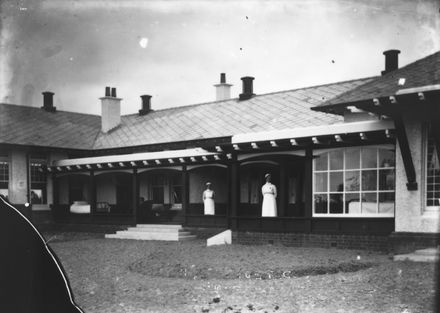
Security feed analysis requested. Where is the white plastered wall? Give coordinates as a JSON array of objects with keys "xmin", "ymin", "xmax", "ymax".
[
  {"xmin": 9, "ymin": 148, "xmax": 27, "ymax": 204},
  {"xmin": 395, "ymin": 118, "xmax": 439, "ymax": 233}
]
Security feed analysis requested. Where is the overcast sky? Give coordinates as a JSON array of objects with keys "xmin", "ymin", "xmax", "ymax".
[{"xmin": 1, "ymin": 0, "xmax": 439, "ymax": 115}]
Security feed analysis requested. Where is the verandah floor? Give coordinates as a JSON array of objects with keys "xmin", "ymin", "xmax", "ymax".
[{"xmin": 46, "ymin": 232, "xmax": 438, "ymax": 313}]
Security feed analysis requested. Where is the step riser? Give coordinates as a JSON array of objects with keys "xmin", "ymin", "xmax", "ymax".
[
  {"xmin": 106, "ymin": 234, "xmax": 180, "ymax": 241},
  {"xmin": 126, "ymin": 227, "xmax": 188, "ymax": 233},
  {"xmin": 116, "ymin": 228, "xmax": 190, "ymax": 235},
  {"xmin": 107, "ymin": 233, "xmax": 179, "ymax": 240},
  {"xmin": 136, "ymin": 224, "xmax": 182, "ymax": 229}
]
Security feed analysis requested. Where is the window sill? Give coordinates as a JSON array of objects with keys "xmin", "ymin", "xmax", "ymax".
[{"xmin": 313, "ymin": 213, "xmax": 394, "ymax": 218}]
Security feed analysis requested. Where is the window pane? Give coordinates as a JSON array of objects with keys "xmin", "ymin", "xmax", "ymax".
[
  {"xmin": 315, "ymin": 153, "xmax": 328, "ymax": 171},
  {"xmin": 379, "ymin": 169, "xmax": 394, "ymax": 190},
  {"xmin": 379, "ymin": 192, "xmax": 394, "ymax": 214},
  {"xmin": 345, "ymin": 148, "xmax": 360, "ymax": 169},
  {"xmin": 31, "ymin": 189, "xmax": 43, "ymax": 204},
  {"xmin": 345, "ymin": 193, "xmax": 361, "ymax": 214},
  {"xmin": 0, "ymin": 162, "xmax": 9, "ymax": 182},
  {"xmin": 330, "ymin": 171, "xmax": 343, "ymax": 192},
  {"xmin": 314, "ymin": 172, "xmax": 328, "ymax": 192},
  {"xmin": 314, "ymin": 194, "xmax": 328, "ymax": 213},
  {"xmin": 361, "ymin": 193, "xmax": 377, "ymax": 214},
  {"xmin": 362, "ymin": 170, "xmax": 377, "ymax": 191},
  {"xmin": 329, "ymin": 150, "xmax": 343, "ymax": 170},
  {"xmin": 329, "ymin": 193, "xmax": 343, "ymax": 213},
  {"xmin": 345, "ymin": 171, "xmax": 360, "ymax": 191},
  {"xmin": 379, "ymin": 149, "xmax": 395, "ymax": 168},
  {"xmin": 362, "ymin": 148, "xmax": 377, "ymax": 168},
  {"xmin": 426, "ymin": 127, "xmax": 440, "ymax": 207}
]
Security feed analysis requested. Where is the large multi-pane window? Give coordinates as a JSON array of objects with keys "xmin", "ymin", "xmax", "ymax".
[
  {"xmin": 30, "ymin": 157, "xmax": 47, "ymax": 204},
  {"xmin": 0, "ymin": 153, "xmax": 9, "ymax": 199},
  {"xmin": 313, "ymin": 146, "xmax": 395, "ymax": 216},
  {"xmin": 426, "ymin": 125, "xmax": 440, "ymax": 207}
]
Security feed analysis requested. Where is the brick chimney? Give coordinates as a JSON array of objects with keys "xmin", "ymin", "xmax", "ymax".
[
  {"xmin": 381, "ymin": 49, "xmax": 400, "ymax": 75},
  {"xmin": 139, "ymin": 95, "xmax": 152, "ymax": 115},
  {"xmin": 214, "ymin": 73, "xmax": 233, "ymax": 101},
  {"xmin": 239, "ymin": 76, "xmax": 255, "ymax": 100},
  {"xmin": 41, "ymin": 91, "xmax": 56, "ymax": 112},
  {"xmin": 100, "ymin": 86, "xmax": 121, "ymax": 133}
]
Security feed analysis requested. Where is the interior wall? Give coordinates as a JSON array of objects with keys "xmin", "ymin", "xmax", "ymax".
[
  {"xmin": 58, "ymin": 176, "xmax": 69, "ymax": 204},
  {"xmin": 96, "ymin": 174, "xmax": 116, "ymax": 204},
  {"xmin": 189, "ymin": 167, "xmax": 228, "ymax": 203}
]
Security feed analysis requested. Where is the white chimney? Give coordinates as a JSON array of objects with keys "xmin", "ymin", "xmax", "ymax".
[
  {"xmin": 100, "ymin": 87, "xmax": 122, "ymax": 133},
  {"xmin": 214, "ymin": 73, "xmax": 232, "ymax": 101}
]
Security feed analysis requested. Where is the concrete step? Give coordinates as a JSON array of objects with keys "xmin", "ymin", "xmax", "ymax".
[
  {"xmin": 414, "ymin": 248, "xmax": 439, "ymax": 256},
  {"xmin": 106, "ymin": 232, "xmax": 179, "ymax": 241},
  {"xmin": 394, "ymin": 247, "xmax": 439, "ymax": 263},
  {"xmin": 393, "ymin": 254, "xmax": 439, "ymax": 263},
  {"xmin": 105, "ymin": 224, "xmax": 196, "ymax": 241}
]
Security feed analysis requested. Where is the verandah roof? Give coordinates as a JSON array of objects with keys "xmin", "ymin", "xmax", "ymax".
[
  {"xmin": 51, "ymin": 148, "xmax": 221, "ymax": 171},
  {"xmin": 232, "ymin": 120, "xmax": 395, "ymax": 145},
  {"xmin": 49, "ymin": 120, "xmax": 395, "ymax": 173}
]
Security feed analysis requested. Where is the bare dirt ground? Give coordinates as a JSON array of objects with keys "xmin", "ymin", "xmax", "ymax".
[{"xmin": 46, "ymin": 232, "xmax": 438, "ymax": 313}]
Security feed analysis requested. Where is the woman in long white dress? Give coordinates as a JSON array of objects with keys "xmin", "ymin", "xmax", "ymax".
[
  {"xmin": 261, "ymin": 173, "xmax": 277, "ymax": 217},
  {"xmin": 203, "ymin": 182, "xmax": 215, "ymax": 215}
]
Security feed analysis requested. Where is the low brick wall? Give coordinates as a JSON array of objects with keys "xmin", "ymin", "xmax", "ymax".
[
  {"xmin": 232, "ymin": 231, "xmax": 391, "ymax": 252},
  {"xmin": 389, "ymin": 232, "xmax": 440, "ymax": 254}
]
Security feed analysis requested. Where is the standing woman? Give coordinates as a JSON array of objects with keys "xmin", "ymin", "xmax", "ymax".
[
  {"xmin": 261, "ymin": 173, "xmax": 277, "ymax": 217},
  {"xmin": 203, "ymin": 182, "xmax": 215, "ymax": 215}
]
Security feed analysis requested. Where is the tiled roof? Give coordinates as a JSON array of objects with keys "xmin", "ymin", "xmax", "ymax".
[
  {"xmin": 0, "ymin": 77, "xmax": 373, "ymax": 150},
  {"xmin": 0, "ymin": 104, "xmax": 100, "ymax": 149},
  {"xmin": 93, "ymin": 78, "xmax": 373, "ymax": 149},
  {"xmin": 314, "ymin": 51, "xmax": 440, "ymax": 110}
]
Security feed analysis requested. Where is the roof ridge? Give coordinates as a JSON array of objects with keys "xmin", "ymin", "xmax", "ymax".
[
  {"xmin": 0, "ymin": 102, "xmax": 100, "ymax": 118},
  {"xmin": 380, "ymin": 50, "xmax": 440, "ymax": 78},
  {"xmin": 122, "ymin": 76, "xmax": 376, "ymax": 117},
  {"xmin": 313, "ymin": 50, "xmax": 440, "ymax": 110}
]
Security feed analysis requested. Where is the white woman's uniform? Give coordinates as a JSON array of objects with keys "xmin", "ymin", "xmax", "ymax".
[
  {"xmin": 261, "ymin": 183, "xmax": 277, "ymax": 217},
  {"xmin": 203, "ymin": 189, "xmax": 215, "ymax": 215}
]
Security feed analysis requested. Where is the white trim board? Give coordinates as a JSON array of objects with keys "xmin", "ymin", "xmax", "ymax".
[
  {"xmin": 232, "ymin": 120, "xmax": 395, "ymax": 144},
  {"xmin": 53, "ymin": 148, "xmax": 218, "ymax": 167}
]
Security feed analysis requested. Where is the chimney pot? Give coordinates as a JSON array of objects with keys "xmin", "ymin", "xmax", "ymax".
[
  {"xmin": 41, "ymin": 91, "xmax": 56, "ymax": 112},
  {"xmin": 100, "ymin": 87, "xmax": 121, "ymax": 133},
  {"xmin": 239, "ymin": 76, "xmax": 255, "ymax": 100},
  {"xmin": 381, "ymin": 49, "xmax": 400, "ymax": 75},
  {"xmin": 220, "ymin": 73, "xmax": 226, "ymax": 84},
  {"xmin": 139, "ymin": 95, "xmax": 152, "ymax": 115}
]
